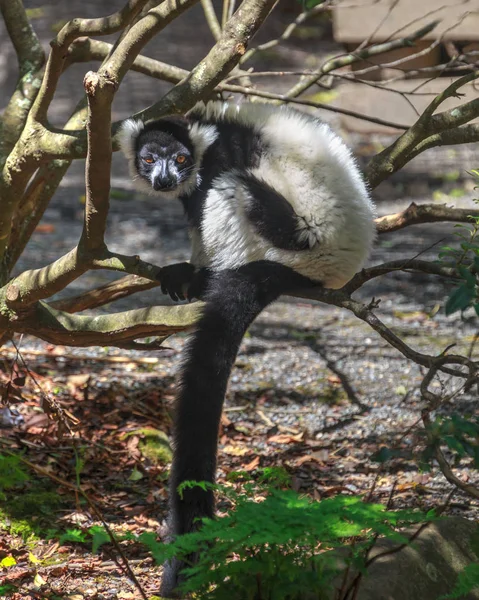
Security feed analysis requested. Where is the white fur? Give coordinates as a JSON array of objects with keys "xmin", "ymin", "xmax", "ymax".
[
  {"xmin": 119, "ymin": 117, "xmax": 218, "ymax": 199},
  {"xmin": 118, "ymin": 119, "xmax": 144, "ymax": 161},
  {"xmin": 197, "ymin": 102, "xmax": 376, "ymax": 289},
  {"xmin": 121, "ymin": 103, "xmax": 376, "ymax": 288},
  {"xmin": 118, "ymin": 119, "xmax": 156, "ymax": 197}
]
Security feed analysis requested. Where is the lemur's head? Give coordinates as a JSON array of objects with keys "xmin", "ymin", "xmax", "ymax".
[{"xmin": 119, "ymin": 116, "xmax": 198, "ymax": 198}]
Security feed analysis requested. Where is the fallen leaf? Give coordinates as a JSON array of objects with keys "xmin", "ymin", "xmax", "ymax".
[
  {"xmin": 268, "ymin": 432, "xmax": 304, "ymax": 444},
  {"xmin": 295, "ymin": 449, "xmax": 329, "ymax": 466},
  {"xmin": 222, "ymin": 444, "xmax": 250, "ymax": 456},
  {"xmin": 33, "ymin": 572, "xmax": 46, "ymax": 587},
  {"xmin": 243, "ymin": 456, "xmax": 260, "ymax": 471}
]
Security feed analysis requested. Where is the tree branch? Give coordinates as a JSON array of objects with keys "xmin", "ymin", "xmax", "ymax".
[
  {"xmin": 0, "ymin": 0, "xmax": 153, "ymax": 280},
  {"xmin": 30, "ymin": 0, "xmax": 151, "ymax": 124},
  {"xmin": 0, "ymin": 0, "xmax": 45, "ymax": 160},
  {"xmin": 366, "ymin": 71, "xmax": 479, "ymax": 188},
  {"xmin": 66, "ymin": 37, "xmax": 190, "ymax": 84},
  {"xmin": 375, "ymin": 202, "xmax": 479, "ymax": 232},
  {"xmin": 48, "ymin": 275, "xmax": 158, "ymax": 313},
  {"xmin": 343, "ymin": 258, "xmax": 459, "ymax": 295},
  {"xmin": 201, "ymin": 0, "xmax": 222, "ymax": 41},
  {"xmin": 138, "ymin": 0, "xmax": 277, "ymax": 121},
  {"xmin": 80, "ymin": 71, "xmax": 116, "ymax": 252},
  {"xmin": 12, "ymin": 301, "xmax": 202, "ymax": 348},
  {"xmin": 3, "ymin": 248, "xmax": 161, "ymax": 310},
  {"xmin": 285, "ymin": 20, "xmax": 439, "ymax": 100}
]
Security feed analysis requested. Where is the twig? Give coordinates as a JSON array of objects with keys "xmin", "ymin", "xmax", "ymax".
[
  {"xmin": 285, "ymin": 20, "xmax": 439, "ymax": 99},
  {"xmin": 374, "ymin": 202, "xmax": 479, "ymax": 232},
  {"xmin": 201, "ymin": 0, "xmax": 222, "ymax": 40}
]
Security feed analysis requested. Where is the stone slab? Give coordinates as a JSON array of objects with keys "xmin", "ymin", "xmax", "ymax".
[{"xmin": 333, "ymin": 0, "xmax": 479, "ymax": 43}]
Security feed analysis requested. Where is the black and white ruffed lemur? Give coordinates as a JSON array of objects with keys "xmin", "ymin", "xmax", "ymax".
[{"xmin": 119, "ymin": 101, "xmax": 376, "ymax": 597}]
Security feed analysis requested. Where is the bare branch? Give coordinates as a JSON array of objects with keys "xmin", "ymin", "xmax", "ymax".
[
  {"xmin": 366, "ymin": 71, "xmax": 479, "ymax": 188},
  {"xmin": 407, "ymin": 123, "xmax": 479, "ymax": 159},
  {"xmin": 375, "ymin": 202, "xmax": 479, "ymax": 231},
  {"xmin": 0, "ymin": 0, "xmax": 153, "ymax": 279},
  {"xmin": 239, "ymin": 2, "xmax": 332, "ymax": 65},
  {"xmin": 4, "ymin": 248, "xmax": 161, "ymax": 310},
  {"xmin": 30, "ymin": 0, "xmax": 151, "ymax": 124},
  {"xmin": 343, "ymin": 258, "xmax": 459, "ymax": 295},
  {"xmin": 139, "ymin": 0, "xmax": 277, "ymax": 121},
  {"xmin": 8, "ymin": 160, "xmax": 71, "ymax": 273},
  {"xmin": 421, "ymin": 356, "xmax": 479, "ymax": 499},
  {"xmin": 285, "ymin": 20, "xmax": 439, "ymax": 99},
  {"xmin": 49, "ymin": 275, "xmax": 158, "ymax": 313},
  {"xmin": 80, "ymin": 71, "xmax": 116, "ymax": 251},
  {"xmin": 0, "ymin": 0, "xmax": 45, "ymax": 158},
  {"xmin": 66, "ymin": 37, "xmax": 190, "ymax": 83},
  {"xmin": 13, "ymin": 301, "xmax": 202, "ymax": 348},
  {"xmin": 201, "ymin": 0, "xmax": 222, "ymax": 41},
  {"xmin": 99, "ymin": 0, "xmax": 199, "ymax": 85},
  {"xmin": 206, "ymin": 84, "xmax": 411, "ymax": 130}
]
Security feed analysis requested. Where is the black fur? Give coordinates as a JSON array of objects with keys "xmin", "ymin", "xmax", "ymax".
[
  {"xmin": 180, "ymin": 118, "xmax": 265, "ymax": 229},
  {"xmin": 159, "ymin": 261, "xmax": 319, "ymax": 598},
  {"xmin": 158, "ymin": 263, "xmax": 212, "ymax": 302},
  {"xmin": 240, "ymin": 173, "xmax": 311, "ymax": 251}
]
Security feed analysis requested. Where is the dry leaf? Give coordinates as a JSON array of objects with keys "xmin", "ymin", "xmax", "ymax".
[
  {"xmin": 268, "ymin": 432, "xmax": 304, "ymax": 444},
  {"xmin": 222, "ymin": 444, "xmax": 250, "ymax": 456},
  {"xmin": 243, "ymin": 456, "xmax": 260, "ymax": 471}
]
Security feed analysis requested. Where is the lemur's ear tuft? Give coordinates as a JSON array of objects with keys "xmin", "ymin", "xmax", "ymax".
[{"xmin": 118, "ymin": 119, "xmax": 145, "ymax": 160}]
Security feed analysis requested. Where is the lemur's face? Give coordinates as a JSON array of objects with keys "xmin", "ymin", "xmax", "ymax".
[{"xmin": 136, "ymin": 132, "xmax": 194, "ymax": 195}]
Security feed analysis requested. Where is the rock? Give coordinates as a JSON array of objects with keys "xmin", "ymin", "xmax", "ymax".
[{"xmin": 346, "ymin": 517, "xmax": 479, "ymax": 600}]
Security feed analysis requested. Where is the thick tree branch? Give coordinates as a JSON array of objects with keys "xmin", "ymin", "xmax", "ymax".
[
  {"xmin": 0, "ymin": 0, "xmax": 152, "ymax": 280},
  {"xmin": 66, "ymin": 38, "xmax": 190, "ymax": 84},
  {"xmin": 11, "ymin": 301, "xmax": 202, "ymax": 349},
  {"xmin": 80, "ymin": 71, "xmax": 116, "ymax": 252},
  {"xmin": 48, "ymin": 275, "xmax": 158, "ymax": 313},
  {"xmin": 3, "ymin": 249, "xmax": 161, "ymax": 310},
  {"xmin": 7, "ymin": 160, "xmax": 71, "ymax": 273},
  {"xmin": 138, "ymin": 0, "xmax": 277, "ymax": 121},
  {"xmin": 8, "ymin": 302, "xmax": 201, "ymax": 346},
  {"xmin": 375, "ymin": 202, "xmax": 479, "ymax": 232},
  {"xmin": 0, "ymin": 0, "xmax": 45, "ymax": 160}
]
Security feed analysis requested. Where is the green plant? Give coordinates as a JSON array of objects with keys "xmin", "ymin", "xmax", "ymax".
[
  {"xmin": 440, "ymin": 170, "xmax": 479, "ymax": 316},
  {"xmin": 88, "ymin": 472, "xmax": 431, "ymax": 600}
]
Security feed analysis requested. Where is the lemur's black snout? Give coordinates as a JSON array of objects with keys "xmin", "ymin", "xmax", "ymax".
[{"xmin": 153, "ymin": 174, "xmax": 177, "ymax": 191}]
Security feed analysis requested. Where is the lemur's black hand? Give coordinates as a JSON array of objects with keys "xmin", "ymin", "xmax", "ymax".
[
  {"xmin": 157, "ymin": 262, "xmax": 195, "ymax": 302},
  {"xmin": 186, "ymin": 268, "xmax": 212, "ymax": 302}
]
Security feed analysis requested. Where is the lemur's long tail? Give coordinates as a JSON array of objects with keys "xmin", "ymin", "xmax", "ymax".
[{"xmin": 160, "ymin": 260, "xmax": 317, "ymax": 597}]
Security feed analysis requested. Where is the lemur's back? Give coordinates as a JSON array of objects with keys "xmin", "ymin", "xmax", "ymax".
[{"xmin": 188, "ymin": 102, "xmax": 376, "ymax": 289}]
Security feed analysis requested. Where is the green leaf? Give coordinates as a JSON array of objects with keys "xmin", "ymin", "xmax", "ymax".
[
  {"xmin": 128, "ymin": 467, "xmax": 144, "ymax": 481},
  {"xmin": 59, "ymin": 529, "xmax": 87, "ymax": 544},
  {"xmin": 89, "ymin": 525, "xmax": 111, "ymax": 553},
  {"xmin": 445, "ymin": 285, "xmax": 475, "ymax": 315},
  {"xmin": 439, "ymin": 562, "xmax": 479, "ymax": 599}
]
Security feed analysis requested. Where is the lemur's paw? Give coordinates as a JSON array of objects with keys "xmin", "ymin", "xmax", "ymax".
[
  {"xmin": 157, "ymin": 262, "xmax": 195, "ymax": 302},
  {"xmin": 186, "ymin": 268, "xmax": 212, "ymax": 301}
]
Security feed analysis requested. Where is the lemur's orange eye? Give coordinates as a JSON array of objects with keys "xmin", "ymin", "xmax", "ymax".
[
  {"xmin": 176, "ymin": 154, "xmax": 187, "ymax": 164},
  {"xmin": 143, "ymin": 156, "xmax": 154, "ymax": 164}
]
